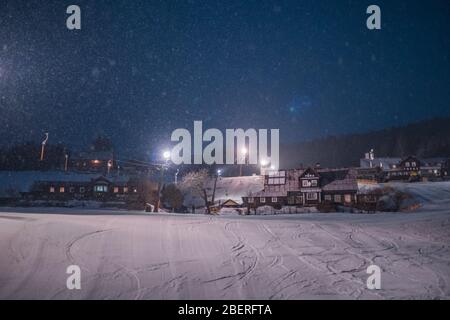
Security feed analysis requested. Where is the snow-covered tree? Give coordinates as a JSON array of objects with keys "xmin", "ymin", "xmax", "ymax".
[{"xmin": 179, "ymin": 169, "xmax": 212, "ymax": 214}]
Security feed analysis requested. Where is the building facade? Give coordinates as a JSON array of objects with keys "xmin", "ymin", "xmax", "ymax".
[{"xmin": 243, "ymin": 167, "xmax": 359, "ymax": 209}]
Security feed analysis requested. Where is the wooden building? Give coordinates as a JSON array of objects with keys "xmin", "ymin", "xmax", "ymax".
[{"xmin": 243, "ymin": 167, "xmax": 359, "ymax": 209}]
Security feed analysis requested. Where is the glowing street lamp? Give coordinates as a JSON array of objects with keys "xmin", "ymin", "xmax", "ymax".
[
  {"xmin": 239, "ymin": 147, "xmax": 247, "ymax": 176},
  {"xmin": 163, "ymin": 150, "xmax": 171, "ymax": 160},
  {"xmin": 260, "ymin": 159, "xmax": 269, "ymax": 175}
]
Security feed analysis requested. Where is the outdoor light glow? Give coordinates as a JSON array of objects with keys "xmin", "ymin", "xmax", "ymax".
[
  {"xmin": 163, "ymin": 151, "xmax": 171, "ymax": 160},
  {"xmin": 241, "ymin": 147, "xmax": 247, "ymax": 155},
  {"xmin": 260, "ymin": 159, "xmax": 268, "ymax": 167},
  {"xmin": 217, "ymin": 169, "xmax": 222, "ymax": 175}
]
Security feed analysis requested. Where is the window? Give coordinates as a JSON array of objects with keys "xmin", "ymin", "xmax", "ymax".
[
  {"xmin": 260, "ymin": 197, "xmax": 266, "ymax": 203},
  {"xmin": 344, "ymin": 194, "xmax": 352, "ymax": 203},
  {"xmin": 123, "ymin": 187, "xmax": 128, "ymax": 193},
  {"xmin": 334, "ymin": 195, "xmax": 342, "ymax": 203},
  {"xmin": 311, "ymin": 180, "xmax": 318, "ymax": 187},
  {"xmin": 412, "ymin": 162, "xmax": 416, "ymax": 167},
  {"xmin": 324, "ymin": 195, "xmax": 332, "ymax": 201},
  {"xmin": 113, "ymin": 187, "xmax": 119, "ymax": 193},
  {"xmin": 59, "ymin": 186, "xmax": 65, "ymax": 193},
  {"xmin": 69, "ymin": 187, "xmax": 75, "ymax": 193},
  {"xmin": 94, "ymin": 185, "xmax": 108, "ymax": 192},
  {"xmin": 271, "ymin": 197, "xmax": 278, "ymax": 203},
  {"xmin": 405, "ymin": 162, "xmax": 410, "ymax": 167},
  {"xmin": 267, "ymin": 171, "xmax": 286, "ymax": 185},
  {"xmin": 80, "ymin": 187, "xmax": 85, "ymax": 193},
  {"xmin": 49, "ymin": 186, "xmax": 55, "ymax": 193},
  {"xmin": 306, "ymin": 192, "xmax": 317, "ymax": 200},
  {"xmin": 248, "ymin": 197, "xmax": 254, "ymax": 203}
]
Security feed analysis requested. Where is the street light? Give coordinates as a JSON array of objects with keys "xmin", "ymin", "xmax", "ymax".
[
  {"xmin": 155, "ymin": 150, "xmax": 171, "ymax": 212},
  {"xmin": 217, "ymin": 169, "xmax": 222, "ymax": 176},
  {"xmin": 260, "ymin": 159, "xmax": 269, "ymax": 175},
  {"xmin": 163, "ymin": 150, "xmax": 171, "ymax": 160}
]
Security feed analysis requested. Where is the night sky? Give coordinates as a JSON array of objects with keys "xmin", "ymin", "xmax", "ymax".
[{"xmin": 1, "ymin": 0, "xmax": 449, "ymax": 159}]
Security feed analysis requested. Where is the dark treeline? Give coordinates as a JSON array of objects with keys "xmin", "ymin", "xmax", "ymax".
[
  {"xmin": 0, "ymin": 142, "xmax": 69, "ymax": 171},
  {"xmin": 281, "ymin": 117, "xmax": 450, "ymax": 169},
  {"xmin": 2, "ymin": 118, "xmax": 450, "ymax": 172}
]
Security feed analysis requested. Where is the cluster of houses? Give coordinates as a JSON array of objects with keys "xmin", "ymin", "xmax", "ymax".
[
  {"xmin": 358, "ymin": 150, "xmax": 449, "ymax": 182},
  {"xmin": 1, "ymin": 146, "xmax": 449, "ymax": 211},
  {"xmin": 241, "ymin": 151, "xmax": 450, "ymax": 210}
]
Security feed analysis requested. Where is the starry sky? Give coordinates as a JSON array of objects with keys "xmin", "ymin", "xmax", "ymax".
[{"xmin": 1, "ymin": 0, "xmax": 449, "ymax": 159}]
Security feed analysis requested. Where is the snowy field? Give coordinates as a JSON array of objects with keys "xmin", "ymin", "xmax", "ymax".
[{"xmin": 1, "ymin": 182, "xmax": 450, "ymax": 300}]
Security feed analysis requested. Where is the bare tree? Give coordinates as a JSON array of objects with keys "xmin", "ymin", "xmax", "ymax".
[{"xmin": 179, "ymin": 169, "xmax": 213, "ymax": 214}]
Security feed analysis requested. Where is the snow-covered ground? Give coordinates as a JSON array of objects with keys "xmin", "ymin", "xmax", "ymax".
[{"xmin": 1, "ymin": 182, "xmax": 449, "ymax": 299}]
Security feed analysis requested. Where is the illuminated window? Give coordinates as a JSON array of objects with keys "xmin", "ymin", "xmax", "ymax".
[
  {"xmin": 260, "ymin": 197, "xmax": 266, "ymax": 203},
  {"xmin": 267, "ymin": 171, "xmax": 286, "ymax": 185},
  {"xmin": 334, "ymin": 195, "xmax": 342, "ymax": 202},
  {"xmin": 405, "ymin": 162, "xmax": 410, "ymax": 167},
  {"xmin": 248, "ymin": 197, "xmax": 254, "ymax": 203},
  {"xmin": 311, "ymin": 179, "xmax": 318, "ymax": 187},
  {"xmin": 49, "ymin": 186, "xmax": 55, "ymax": 193},
  {"xmin": 94, "ymin": 185, "xmax": 108, "ymax": 192},
  {"xmin": 412, "ymin": 162, "xmax": 416, "ymax": 167},
  {"xmin": 271, "ymin": 197, "xmax": 278, "ymax": 203},
  {"xmin": 123, "ymin": 187, "xmax": 128, "ymax": 193},
  {"xmin": 344, "ymin": 194, "xmax": 352, "ymax": 203},
  {"xmin": 324, "ymin": 195, "xmax": 332, "ymax": 201},
  {"xmin": 306, "ymin": 192, "xmax": 317, "ymax": 200},
  {"xmin": 114, "ymin": 187, "xmax": 119, "ymax": 193},
  {"xmin": 59, "ymin": 186, "xmax": 65, "ymax": 193}
]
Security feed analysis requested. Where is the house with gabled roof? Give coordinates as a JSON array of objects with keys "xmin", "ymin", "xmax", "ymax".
[{"xmin": 242, "ymin": 167, "xmax": 359, "ymax": 209}]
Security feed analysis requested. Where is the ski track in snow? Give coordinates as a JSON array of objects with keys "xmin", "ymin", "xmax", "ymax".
[{"xmin": 0, "ymin": 201, "xmax": 449, "ymax": 299}]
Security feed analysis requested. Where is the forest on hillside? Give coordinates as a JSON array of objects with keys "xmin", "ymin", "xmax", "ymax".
[{"xmin": 281, "ymin": 117, "xmax": 450, "ymax": 169}]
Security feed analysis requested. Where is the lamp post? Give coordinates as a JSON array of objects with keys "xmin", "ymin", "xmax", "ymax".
[
  {"xmin": 174, "ymin": 168, "xmax": 180, "ymax": 185},
  {"xmin": 64, "ymin": 154, "xmax": 69, "ymax": 172},
  {"xmin": 107, "ymin": 159, "xmax": 113, "ymax": 175},
  {"xmin": 40, "ymin": 132, "xmax": 49, "ymax": 161},
  {"xmin": 239, "ymin": 147, "xmax": 247, "ymax": 176},
  {"xmin": 155, "ymin": 150, "xmax": 171, "ymax": 212},
  {"xmin": 211, "ymin": 169, "xmax": 221, "ymax": 210},
  {"xmin": 260, "ymin": 159, "xmax": 268, "ymax": 176}
]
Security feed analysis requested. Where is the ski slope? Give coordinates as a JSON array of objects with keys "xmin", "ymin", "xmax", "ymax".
[{"xmin": 0, "ymin": 198, "xmax": 449, "ymax": 299}]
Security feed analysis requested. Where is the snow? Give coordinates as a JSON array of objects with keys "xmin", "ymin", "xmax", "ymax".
[
  {"xmin": 0, "ymin": 181, "xmax": 449, "ymax": 299},
  {"xmin": 0, "ymin": 191, "xmax": 449, "ymax": 299}
]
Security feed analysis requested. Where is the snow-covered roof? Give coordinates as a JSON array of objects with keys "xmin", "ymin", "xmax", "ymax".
[
  {"xmin": 322, "ymin": 178, "xmax": 358, "ymax": 192},
  {"xmin": 360, "ymin": 157, "xmax": 402, "ymax": 170}
]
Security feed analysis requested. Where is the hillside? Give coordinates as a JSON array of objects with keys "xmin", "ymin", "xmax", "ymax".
[{"xmin": 280, "ymin": 117, "xmax": 450, "ymax": 169}]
